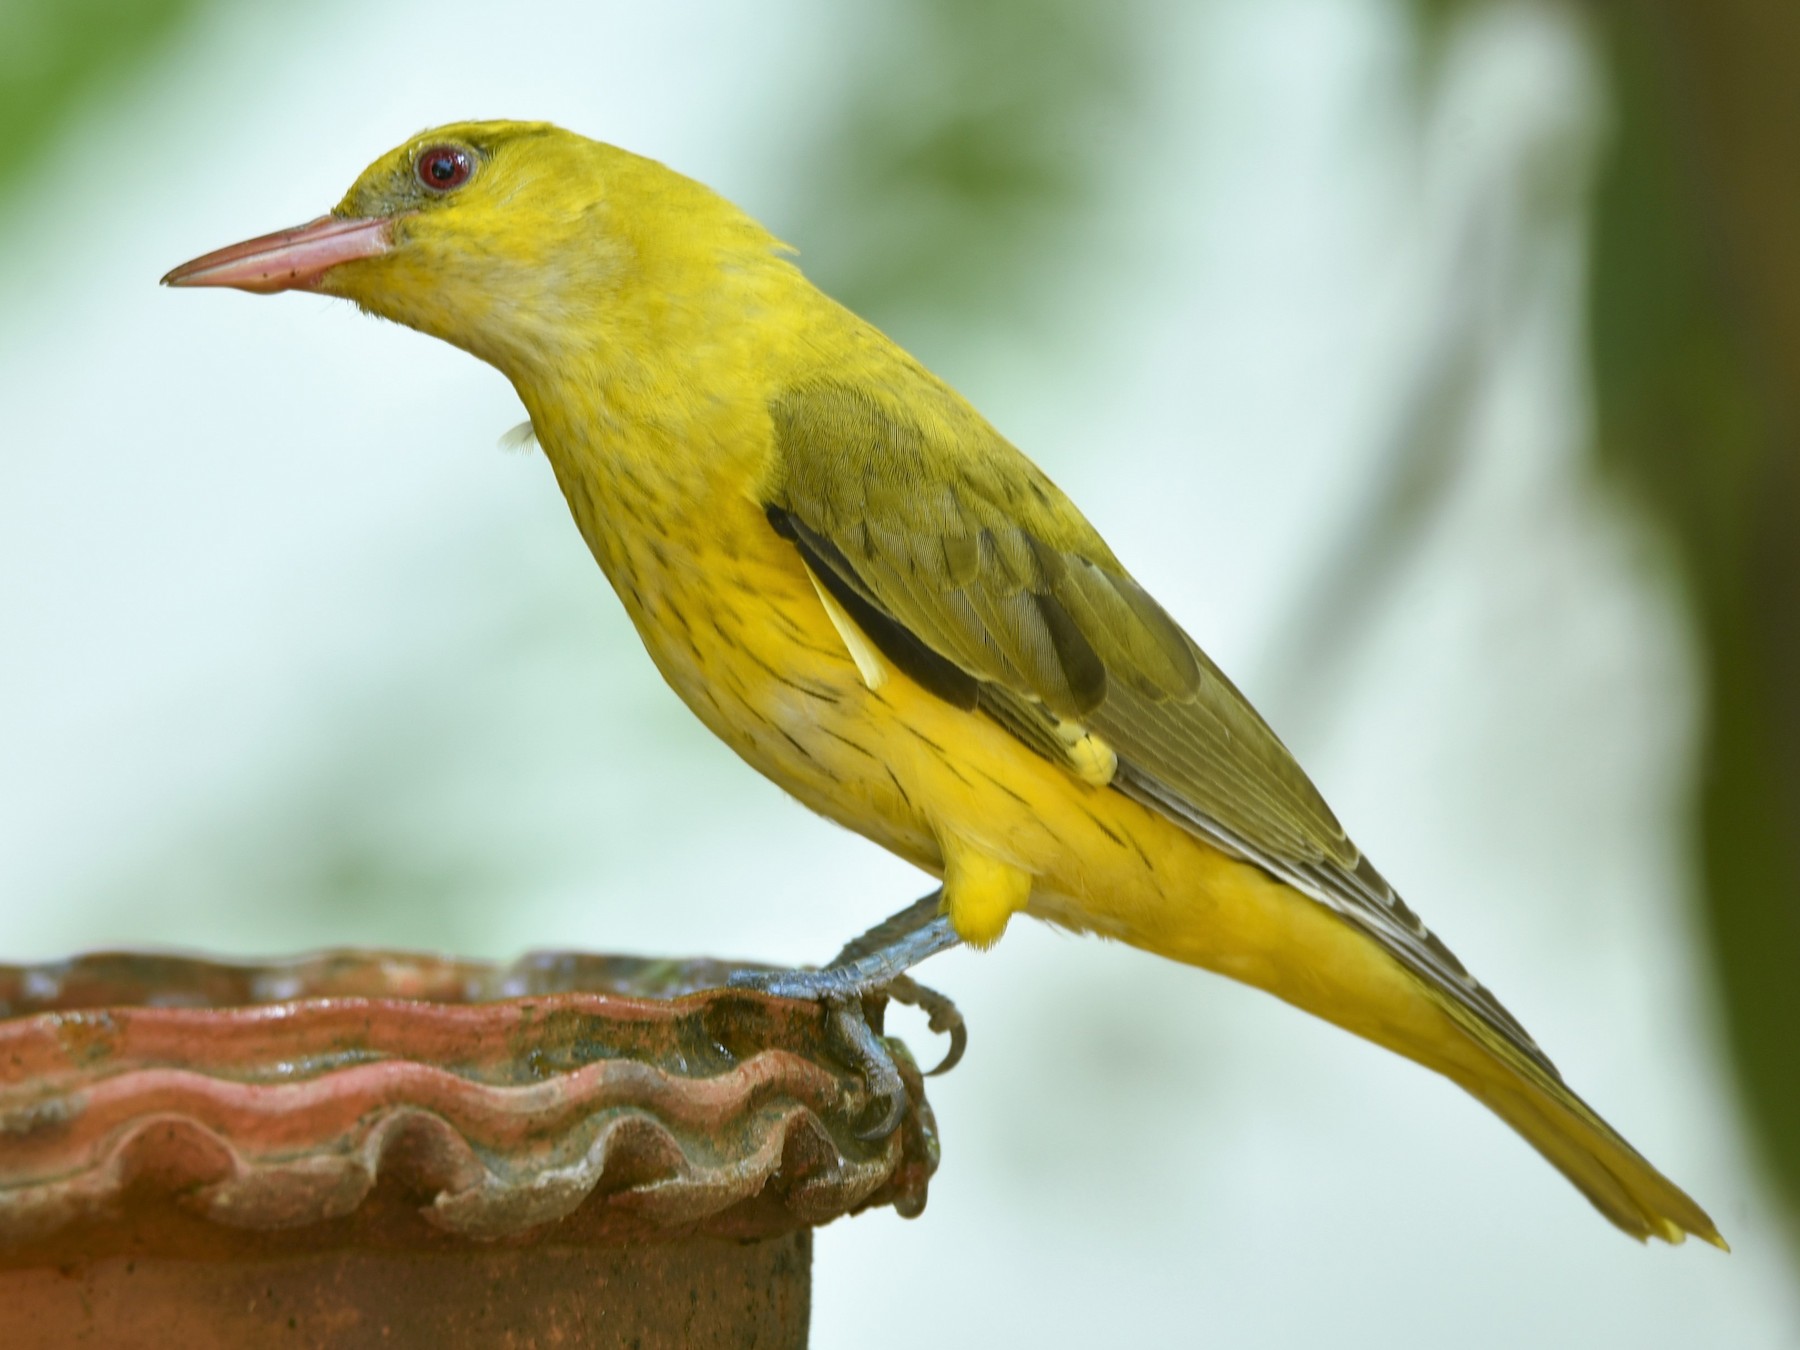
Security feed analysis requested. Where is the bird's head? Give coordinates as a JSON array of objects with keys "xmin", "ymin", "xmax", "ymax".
[{"xmin": 163, "ymin": 120, "xmax": 789, "ymax": 377}]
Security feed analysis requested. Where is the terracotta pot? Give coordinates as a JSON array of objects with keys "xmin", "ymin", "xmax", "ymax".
[{"xmin": 0, "ymin": 950, "xmax": 941, "ymax": 1348}]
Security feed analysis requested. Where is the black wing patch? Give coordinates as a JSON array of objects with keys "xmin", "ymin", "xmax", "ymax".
[{"xmin": 767, "ymin": 503, "xmax": 978, "ymax": 710}]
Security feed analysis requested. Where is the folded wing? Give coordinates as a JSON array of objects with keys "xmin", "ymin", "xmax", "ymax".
[{"xmin": 766, "ymin": 376, "xmax": 1558, "ymax": 1084}]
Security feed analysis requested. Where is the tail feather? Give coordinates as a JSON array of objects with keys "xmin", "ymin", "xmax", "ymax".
[{"xmin": 1431, "ymin": 992, "xmax": 1726, "ymax": 1248}]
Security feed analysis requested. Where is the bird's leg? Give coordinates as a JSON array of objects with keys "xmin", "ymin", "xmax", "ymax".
[
  {"xmin": 819, "ymin": 889, "xmax": 969, "ymax": 1075},
  {"xmin": 731, "ymin": 889, "xmax": 957, "ymax": 999},
  {"xmin": 730, "ymin": 890, "xmax": 965, "ymax": 1139},
  {"xmin": 824, "ymin": 890, "xmax": 948, "ymax": 967}
]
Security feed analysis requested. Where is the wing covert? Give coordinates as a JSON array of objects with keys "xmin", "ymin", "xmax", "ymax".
[{"xmin": 764, "ymin": 375, "xmax": 1559, "ymax": 1083}]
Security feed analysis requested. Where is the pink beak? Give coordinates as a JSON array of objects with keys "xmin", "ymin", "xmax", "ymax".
[{"xmin": 161, "ymin": 215, "xmax": 395, "ymax": 294}]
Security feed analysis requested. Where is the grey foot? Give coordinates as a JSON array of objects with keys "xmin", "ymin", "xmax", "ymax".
[{"xmin": 730, "ymin": 912, "xmax": 964, "ymax": 1140}]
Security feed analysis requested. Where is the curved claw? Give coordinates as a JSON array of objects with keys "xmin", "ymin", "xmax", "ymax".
[
  {"xmin": 824, "ymin": 997, "xmax": 909, "ymax": 1141},
  {"xmin": 727, "ymin": 909, "xmax": 963, "ymax": 1138},
  {"xmin": 928, "ymin": 1020, "xmax": 968, "ymax": 1078},
  {"xmin": 727, "ymin": 968, "xmax": 912, "ymax": 1136},
  {"xmin": 883, "ymin": 975, "xmax": 967, "ymax": 1077}
]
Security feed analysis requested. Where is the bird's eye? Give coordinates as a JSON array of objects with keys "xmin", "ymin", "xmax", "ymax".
[{"xmin": 415, "ymin": 146, "xmax": 473, "ymax": 192}]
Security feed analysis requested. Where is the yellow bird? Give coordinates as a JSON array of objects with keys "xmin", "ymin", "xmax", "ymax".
[{"xmin": 164, "ymin": 120, "xmax": 1722, "ymax": 1247}]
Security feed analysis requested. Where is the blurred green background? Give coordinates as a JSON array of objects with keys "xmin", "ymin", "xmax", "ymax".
[{"xmin": 1, "ymin": 0, "xmax": 1795, "ymax": 1343}]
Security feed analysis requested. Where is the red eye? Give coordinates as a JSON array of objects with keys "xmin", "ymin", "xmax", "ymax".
[{"xmin": 416, "ymin": 145, "xmax": 473, "ymax": 191}]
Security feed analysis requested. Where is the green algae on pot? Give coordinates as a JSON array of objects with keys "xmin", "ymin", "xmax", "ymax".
[{"xmin": 0, "ymin": 949, "xmax": 946, "ymax": 1349}]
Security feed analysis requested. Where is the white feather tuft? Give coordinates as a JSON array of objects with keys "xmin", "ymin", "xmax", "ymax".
[{"xmin": 497, "ymin": 420, "xmax": 538, "ymax": 452}]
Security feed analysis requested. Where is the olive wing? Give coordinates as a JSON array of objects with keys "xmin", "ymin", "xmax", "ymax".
[{"xmin": 766, "ymin": 378, "xmax": 1555, "ymax": 1081}]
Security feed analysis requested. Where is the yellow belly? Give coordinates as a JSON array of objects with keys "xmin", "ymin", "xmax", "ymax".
[
  {"xmin": 550, "ymin": 456, "xmax": 1723, "ymax": 1245},
  {"xmin": 566, "ymin": 483, "xmax": 1460, "ymax": 1074}
]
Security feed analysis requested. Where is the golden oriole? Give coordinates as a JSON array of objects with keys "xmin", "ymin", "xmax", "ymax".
[{"xmin": 164, "ymin": 121, "xmax": 1722, "ymax": 1247}]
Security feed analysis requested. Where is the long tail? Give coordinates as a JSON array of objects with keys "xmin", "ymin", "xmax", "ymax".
[
  {"xmin": 1427, "ymin": 990, "xmax": 1726, "ymax": 1248},
  {"xmin": 1096, "ymin": 814, "xmax": 1725, "ymax": 1244}
]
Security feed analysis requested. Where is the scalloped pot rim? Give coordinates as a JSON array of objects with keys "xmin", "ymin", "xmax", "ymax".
[{"xmin": 0, "ymin": 949, "xmax": 939, "ymax": 1251}]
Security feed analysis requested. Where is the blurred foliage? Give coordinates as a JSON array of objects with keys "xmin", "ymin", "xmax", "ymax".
[
  {"xmin": 1265, "ymin": 51, "xmax": 1593, "ymax": 717},
  {"xmin": 0, "ymin": 0, "xmax": 213, "ymax": 204},
  {"xmin": 1584, "ymin": 2, "xmax": 1800, "ymax": 1236},
  {"xmin": 1375, "ymin": 0, "xmax": 1800, "ymax": 1235},
  {"xmin": 787, "ymin": 0, "xmax": 1139, "ymax": 326}
]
